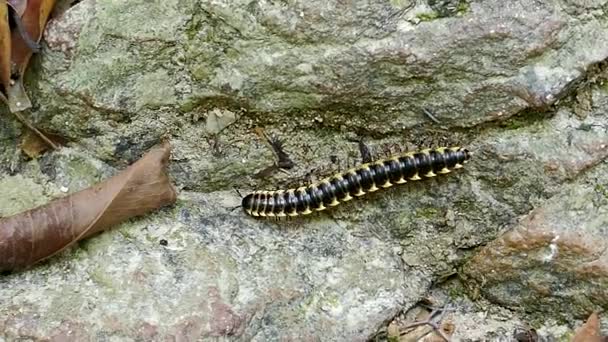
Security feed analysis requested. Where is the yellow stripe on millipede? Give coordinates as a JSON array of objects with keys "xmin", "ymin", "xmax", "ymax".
[
  {"xmin": 333, "ymin": 174, "xmax": 353, "ymax": 201},
  {"xmin": 311, "ymin": 184, "xmax": 327, "ymax": 211},
  {"xmin": 347, "ymin": 170, "xmax": 365, "ymax": 196},
  {"xmin": 361, "ymin": 165, "xmax": 379, "ymax": 192}
]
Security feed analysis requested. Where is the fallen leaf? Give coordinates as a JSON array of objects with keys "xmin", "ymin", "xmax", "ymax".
[
  {"xmin": 10, "ymin": 0, "xmax": 55, "ymax": 70},
  {"xmin": 573, "ymin": 312, "xmax": 604, "ymax": 342},
  {"xmin": 437, "ymin": 321, "xmax": 455, "ymax": 339},
  {"xmin": 0, "ymin": 1, "xmax": 11, "ymax": 101},
  {"xmin": 0, "ymin": 141, "xmax": 177, "ymax": 272},
  {"xmin": 386, "ymin": 322, "xmax": 400, "ymax": 340},
  {"xmin": 8, "ymin": 0, "xmax": 56, "ymax": 112},
  {"xmin": 19, "ymin": 127, "xmax": 47, "ymax": 157},
  {"xmin": 19, "ymin": 128, "xmax": 66, "ymax": 158},
  {"xmin": 7, "ymin": 0, "xmax": 27, "ymax": 17},
  {"xmin": 0, "ymin": 0, "xmax": 59, "ymax": 153}
]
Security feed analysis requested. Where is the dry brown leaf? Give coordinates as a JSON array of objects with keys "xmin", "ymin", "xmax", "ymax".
[
  {"xmin": 437, "ymin": 321, "xmax": 455, "ymax": 340},
  {"xmin": 11, "ymin": 0, "xmax": 55, "ymax": 74},
  {"xmin": 573, "ymin": 312, "xmax": 604, "ymax": 342},
  {"xmin": 0, "ymin": 142, "xmax": 177, "ymax": 272},
  {"xmin": 0, "ymin": 1, "xmax": 11, "ymax": 101},
  {"xmin": 387, "ymin": 322, "xmax": 400, "ymax": 340},
  {"xmin": 7, "ymin": 0, "xmax": 27, "ymax": 17},
  {"xmin": 19, "ymin": 127, "xmax": 48, "ymax": 157},
  {"xmin": 19, "ymin": 128, "xmax": 65, "ymax": 158},
  {"xmin": 8, "ymin": 0, "xmax": 56, "ymax": 112},
  {"xmin": 0, "ymin": 0, "xmax": 59, "ymax": 152}
]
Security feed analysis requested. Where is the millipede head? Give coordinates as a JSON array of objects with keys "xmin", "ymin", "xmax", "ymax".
[{"xmin": 241, "ymin": 193, "xmax": 255, "ymax": 214}]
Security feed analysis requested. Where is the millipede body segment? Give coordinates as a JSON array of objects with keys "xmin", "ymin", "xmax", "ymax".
[{"xmin": 242, "ymin": 147, "xmax": 471, "ymax": 218}]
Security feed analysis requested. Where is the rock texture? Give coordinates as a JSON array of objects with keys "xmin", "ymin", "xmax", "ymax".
[
  {"xmin": 0, "ymin": 190, "xmax": 409, "ymax": 340},
  {"xmin": 379, "ymin": 285, "xmax": 580, "ymax": 341},
  {"xmin": 462, "ymin": 152, "xmax": 608, "ymax": 320},
  {"xmin": 14, "ymin": 0, "xmax": 608, "ymax": 192},
  {"xmin": 0, "ymin": 0, "xmax": 608, "ymax": 340}
]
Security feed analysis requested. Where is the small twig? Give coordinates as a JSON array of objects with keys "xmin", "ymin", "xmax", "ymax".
[
  {"xmin": 400, "ymin": 304, "xmax": 455, "ymax": 342},
  {"xmin": 423, "ymin": 107, "xmax": 442, "ymax": 124},
  {"xmin": 11, "ymin": 111, "xmax": 58, "ymax": 150}
]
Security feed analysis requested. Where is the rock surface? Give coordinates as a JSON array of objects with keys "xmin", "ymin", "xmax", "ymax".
[
  {"xmin": 378, "ymin": 285, "xmax": 581, "ymax": 341},
  {"xmin": 0, "ymin": 0, "xmax": 608, "ymax": 340},
  {"xmin": 462, "ymin": 152, "xmax": 608, "ymax": 320},
  {"xmin": 15, "ymin": 0, "xmax": 608, "ymax": 192},
  {"xmin": 0, "ymin": 190, "xmax": 409, "ymax": 340}
]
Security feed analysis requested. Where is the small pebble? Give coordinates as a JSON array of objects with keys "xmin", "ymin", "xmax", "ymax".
[{"xmin": 159, "ymin": 239, "xmax": 168, "ymax": 246}]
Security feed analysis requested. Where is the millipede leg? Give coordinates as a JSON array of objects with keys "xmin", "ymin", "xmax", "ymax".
[
  {"xmin": 422, "ymin": 107, "xmax": 441, "ymax": 124},
  {"xmin": 414, "ymin": 137, "xmax": 431, "ymax": 151},
  {"xmin": 358, "ymin": 140, "xmax": 373, "ymax": 164},
  {"xmin": 381, "ymin": 144, "xmax": 395, "ymax": 158},
  {"xmin": 333, "ymin": 156, "xmax": 342, "ymax": 173},
  {"xmin": 254, "ymin": 127, "xmax": 295, "ymax": 170},
  {"xmin": 394, "ymin": 143, "xmax": 404, "ymax": 154},
  {"xmin": 304, "ymin": 170, "xmax": 316, "ymax": 184},
  {"xmin": 268, "ymin": 135, "xmax": 295, "ymax": 169}
]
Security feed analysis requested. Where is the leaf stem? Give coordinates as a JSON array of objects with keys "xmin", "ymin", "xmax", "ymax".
[{"xmin": 11, "ymin": 110, "xmax": 58, "ymax": 149}]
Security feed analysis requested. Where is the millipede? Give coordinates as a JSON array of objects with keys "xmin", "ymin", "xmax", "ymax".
[{"xmin": 241, "ymin": 146, "xmax": 471, "ymax": 218}]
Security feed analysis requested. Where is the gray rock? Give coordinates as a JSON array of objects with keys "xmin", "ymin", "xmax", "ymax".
[
  {"xmin": 19, "ymin": 0, "xmax": 608, "ymax": 191},
  {"xmin": 377, "ymin": 284, "xmax": 587, "ymax": 341},
  {"xmin": 0, "ymin": 0, "xmax": 608, "ymax": 340},
  {"xmin": 457, "ymin": 83, "xmax": 608, "ymax": 321},
  {"xmin": 462, "ymin": 148, "xmax": 608, "ymax": 321},
  {"xmin": 0, "ymin": 190, "xmax": 411, "ymax": 341}
]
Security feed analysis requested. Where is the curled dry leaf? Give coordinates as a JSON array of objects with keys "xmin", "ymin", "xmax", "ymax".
[
  {"xmin": 7, "ymin": 0, "xmax": 27, "ymax": 17},
  {"xmin": 8, "ymin": 0, "xmax": 56, "ymax": 112},
  {"xmin": 0, "ymin": 142, "xmax": 177, "ymax": 272},
  {"xmin": 573, "ymin": 312, "xmax": 605, "ymax": 342},
  {"xmin": 0, "ymin": 0, "xmax": 59, "ymax": 151},
  {"xmin": 0, "ymin": 1, "xmax": 11, "ymax": 101}
]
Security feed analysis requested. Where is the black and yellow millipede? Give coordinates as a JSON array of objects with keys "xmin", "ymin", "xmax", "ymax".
[{"xmin": 242, "ymin": 146, "xmax": 471, "ymax": 218}]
